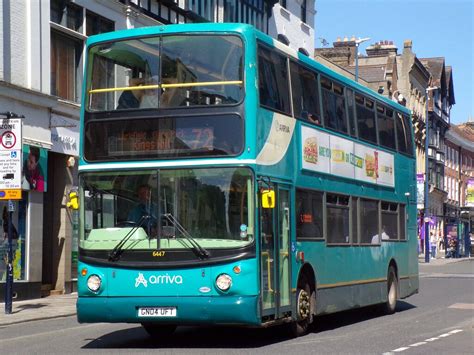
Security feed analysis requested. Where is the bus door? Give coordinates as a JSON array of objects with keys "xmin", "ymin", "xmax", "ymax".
[{"xmin": 260, "ymin": 183, "xmax": 291, "ymax": 319}]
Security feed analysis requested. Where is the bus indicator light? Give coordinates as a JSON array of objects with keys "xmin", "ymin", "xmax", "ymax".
[
  {"xmin": 233, "ymin": 265, "xmax": 241, "ymax": 274},
  {"xmin": 81, "ymin": 268, "xmax": 88, "ymax": 277}
]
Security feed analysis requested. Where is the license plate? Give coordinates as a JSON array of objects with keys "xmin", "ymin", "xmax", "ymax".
[{"xmin": 138, "ymin": 307, "xmax": 177, "ymax": 317}]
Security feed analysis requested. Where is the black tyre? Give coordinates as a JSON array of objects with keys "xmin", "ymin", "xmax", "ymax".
[
  {"xmin": 384, "ymin": 266, "xmax": 398, "ymax": 314},
  {"xmin": 141, "ymin": 323, "xmax": 177, "ymax": 338},
  {"xmin": 289, "ymin": 277, "xmax": 313, "ymax": 337}
]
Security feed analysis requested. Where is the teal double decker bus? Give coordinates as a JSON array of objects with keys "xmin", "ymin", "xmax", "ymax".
[{"xmin": 76, "ymin": 23, "xmax": 418, "ymax": 337}]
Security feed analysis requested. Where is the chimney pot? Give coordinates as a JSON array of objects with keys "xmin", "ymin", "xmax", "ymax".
[
  {"xmin": 343, "ymin": 36, "xmax": 348, "ymax": 42},
  {"xmin": 404, "ymin": 40, "xmax": 412, "ymax": 48}
]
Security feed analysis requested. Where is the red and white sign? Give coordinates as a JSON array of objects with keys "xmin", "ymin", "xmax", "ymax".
[
  {"xmin": 1, "ymin": 131, "xmax": 16, "ymax": 149},
  {"xmin": 0, "ymin": 118, "xmax": 22, "ymax": 196}
]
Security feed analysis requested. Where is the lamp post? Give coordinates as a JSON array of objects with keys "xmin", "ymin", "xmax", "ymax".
[
  {"xmin": 354, "ymin": 37, "xmax": 370, "ymax": 82},
  {"xmin": 424, "ymin": 86, "xmax": 438, "ymax": 263}
]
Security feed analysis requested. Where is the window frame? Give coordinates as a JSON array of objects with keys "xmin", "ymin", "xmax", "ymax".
[
  {"xmin": 289, "ymin": 60, "xmax": 321, "ymax": 125},
  {"xmin": 326, "ymin": 193, "xmax": 351, "ymax": 245},
  {"xmin": 295, "ymin": 188, "xmax": 325, "ymax": 241},
  {"xmin": 257, "ymin": 42, "xmax": 292, "ymax": 116}
]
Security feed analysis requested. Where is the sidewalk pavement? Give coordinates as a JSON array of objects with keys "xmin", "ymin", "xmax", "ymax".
[
  {"xmin": 1, "ymin": 257, "xmax": 472, "ymax": 326},
  {"xmin": 0, "ymin": 293, "xmax": 77, "ymax": 326}
]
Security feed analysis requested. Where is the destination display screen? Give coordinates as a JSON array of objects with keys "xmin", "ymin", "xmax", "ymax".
[{"xmin": 84, "ymin": 115, "xmax": 243, "ymax": 161}]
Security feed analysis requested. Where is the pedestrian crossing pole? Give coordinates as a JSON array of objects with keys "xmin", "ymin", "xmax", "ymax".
[{"xmin": 5, "ymin": 199, "xmax": 14, "ymax": 314}]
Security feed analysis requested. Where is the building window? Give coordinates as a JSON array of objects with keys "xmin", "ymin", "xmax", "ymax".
[
  {"xmin": 86, "ymin": 10, "xmax": 114, "ymax": 36},
  {"xmin": 50, "ymin": 30, "xmax": 82, "ymax": 102},
  {"xmin": 280, "ymin": 0, "xmax": 287, "ymax": 8},
  {"xmin": 50, "ymin": 2, "xmax": 114, "ymax": 103},
  {"xmin": 51, "ymin": 0, "xmax": 83, "ymax": 32},
  {"xmin": 301, "ymin": 0, "xmax": 307, "ymax": 23}
]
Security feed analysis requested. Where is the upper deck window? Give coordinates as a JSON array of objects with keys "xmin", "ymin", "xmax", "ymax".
[
  {"xmin": 321, "ymin": 76, "xmax": 347, "ymax": 134},
  {"xmin": 258, "ymin": 45, "xmax": 291, "ymax": 115},
  {"xmin": 355, "ymin": 94, "xmax": 377, "ymax": 145},
  {"xmin": 86, "ymin": 35, "xmax": 244, "ymax": 111},
  {"xmin": 290, "ymin": 62, "xmax": 320, "ymax": 124},
  {"xmin": 377, "ymin": 104, "xmax": 396, "ymax": 150}
]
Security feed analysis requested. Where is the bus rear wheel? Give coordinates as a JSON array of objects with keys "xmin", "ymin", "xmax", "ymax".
[
  {"xmin": 141, "ymin": 323, "xmax": 177, "ymax": 338},
  {"xmin": 289, "ymin": 279, "xmax": 313, "ymax": 337},
  {"xmin": 383, "ymin": 266, "xmax": 398, "ymax": 314}
]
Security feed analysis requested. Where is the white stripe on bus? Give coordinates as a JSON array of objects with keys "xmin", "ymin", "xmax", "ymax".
[{"xmin": 79, "ymin": 159, "xmax": 257, "ymax": 171}]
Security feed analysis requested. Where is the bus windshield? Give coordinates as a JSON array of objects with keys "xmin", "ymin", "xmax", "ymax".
[
  {"xmin": 80, "ymin": 168, "xmax": 255, "ymax": 256},
  {"xmin": 87, "ymin": 34, "xmax": 244, "ymax": 111}
]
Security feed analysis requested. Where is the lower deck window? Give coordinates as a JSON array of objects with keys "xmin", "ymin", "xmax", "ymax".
[
  {"xmin": 327, "ymin": 194, "xmax": 349, "ymax": 244},
  {"xmin": 296, "ymin": 189, "xmax": 323, "ymax": 239},
  {"xmin": 360, "ymin": 198, "xmax": 379, "ymax": 244}
]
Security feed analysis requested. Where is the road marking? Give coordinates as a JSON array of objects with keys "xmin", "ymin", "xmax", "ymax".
[
  {"xmin": 438, "ymin": 333, "xmax": 451, "ymax": 338},
  {"xmin": 387, "ymin": 329, "xmax": 463, "ymax": 354},
  {"xmin": 448, "ymin": 303, "xmax": 474, "ymax": 310},
  {"xmin": 409, "ymin": 342, "xmax": 426, "ymax": 347},
  {"xmin": 0, "ymin": 323, "xmax": 101, "ymax": 343},
  {"xmin": 392, "ymin": 347, "xmax": 409, "ymax": 352}
]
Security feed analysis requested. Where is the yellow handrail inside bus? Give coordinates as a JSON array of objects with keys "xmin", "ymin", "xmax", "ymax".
[
  {"xmin": 88, "ymin": 80, "xmax": 243, "ymax": 94},
  {"xmin": 261, "ymin": 251, "xmax": 273, "ymax": 292}
]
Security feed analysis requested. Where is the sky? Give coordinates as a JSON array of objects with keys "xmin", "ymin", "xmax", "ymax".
[{"xmin": 315, "ymin": 0, "xmax": 474, "ymax": 125}]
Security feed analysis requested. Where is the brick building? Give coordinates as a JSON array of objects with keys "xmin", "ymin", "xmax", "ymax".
[{"xmin": 445, "ymin": 121, "xmax": 474, "ymax": 255}]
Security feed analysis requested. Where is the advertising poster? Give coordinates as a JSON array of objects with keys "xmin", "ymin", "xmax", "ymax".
[
  {"xmin": 417, "ymin": 173, "xmax": 424, "ymax": 209},
  {"xmin": 301, "ymin": 126, "xmax": 330, "ymax": 174},
  {"xmin": 22, "ymin": 145, "xmax": 48, "ymax": 192},
  {"xmin": 467, "ymin": 178, "xmax": 474, "ymax": 207},
  {"xmin": 301, "ymin": 126, "xmax": 395, "ymax": 187},
  {"xmin": 376, "ymin": 150, "xmax": 395, "ymax": 187},
  {"xmin": 330, "ymin": 135, "xmax": 355, "ymax": 179}
]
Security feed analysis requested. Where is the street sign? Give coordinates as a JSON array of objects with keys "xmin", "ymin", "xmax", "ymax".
[{"xmin": 0, "ymin": 118, "xmax": 22, "ymax": 199}]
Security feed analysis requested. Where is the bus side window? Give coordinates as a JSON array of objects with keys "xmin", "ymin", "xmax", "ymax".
[
  {"xmin": 257, "ymin": 44, "xmax": 291, "ymax": 115},
  {"xmin": 290, "ymin": 61, "xmax": 320, "ymax": 124}
]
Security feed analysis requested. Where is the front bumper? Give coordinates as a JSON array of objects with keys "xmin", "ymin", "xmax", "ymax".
[{"xmin": 77, "ymin": 295, "xmax": 260, "ymax": 326}]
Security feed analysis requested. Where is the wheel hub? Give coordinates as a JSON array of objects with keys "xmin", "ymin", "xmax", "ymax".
[{"xmin": 297, "ymin": 289, "xmax": 310, "ymax": 320}]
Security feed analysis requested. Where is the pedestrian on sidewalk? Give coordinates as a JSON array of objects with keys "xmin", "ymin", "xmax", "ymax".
[{"xmin": 430, "ymin": 232, "xmax": 437, "ymax": 259}]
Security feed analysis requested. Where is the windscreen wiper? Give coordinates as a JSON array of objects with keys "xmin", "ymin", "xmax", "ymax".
[
  {"xmin": 108, "ymin": 214, "xmax": 150, "ymax": 262},
  {"xmin": 162, "ymin": 213, "xmax": 209, "ymax": 259}
]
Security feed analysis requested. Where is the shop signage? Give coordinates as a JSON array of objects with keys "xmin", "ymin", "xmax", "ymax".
[
  {"xmin": 0, "ymin": 118, "xmax": 22, "ymax": 199},
  {"xmin": 50, "ymin": 115, "xmax": 79, "ymax": 156}
]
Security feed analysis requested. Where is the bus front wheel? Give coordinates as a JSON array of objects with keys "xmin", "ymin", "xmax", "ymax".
[
  {"xmin": 141, "ymin": 323, "xmax": 177, "ymax": 338},
  {"xmin": 290, "ymin": 278, "xmax": 313, "ymax": 337},
  {"xmin": 384, "ymin": 266, "xmax": 398, "ymax": 314}
]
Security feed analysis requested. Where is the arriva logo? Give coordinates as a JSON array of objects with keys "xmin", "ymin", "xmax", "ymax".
[
  {"xmin": 135, "ymin": 273, "xmax": 148, "ymax": 288},
  {"xmin": 134, "ymin": 273, "xmax": 183, "ymax": 288}
]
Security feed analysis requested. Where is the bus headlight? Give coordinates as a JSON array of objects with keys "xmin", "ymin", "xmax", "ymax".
[
  {"xmin": 215, "ymin": 273, "xmax": 232, "ymax": 292},
  {"xmin": 87, "ymin": 275, "xmax": 102, "ymax": 292}
]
